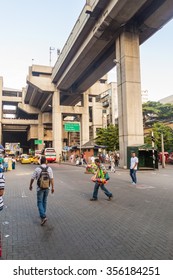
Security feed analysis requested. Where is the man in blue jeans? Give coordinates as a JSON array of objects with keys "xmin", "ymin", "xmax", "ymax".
[
  {"xmin": 130, "ymin": 152, "xmax": 139, "ymax": 185},
  {"xmin": 29, "ymin": 156, "xmax": 54, "ymax": 225},
  {"xmin": 90, "ymin": 159, "xmax": 113, "ymax": 201}
]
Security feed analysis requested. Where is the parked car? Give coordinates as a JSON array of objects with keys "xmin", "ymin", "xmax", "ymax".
[
  {"xmin": 159, "ymin": 152, "xmax": 169, "ymax": 164},
  {"xmin": 32, "ymin": 155, "xmax": 41, "ymax": 165},
  {"xmin": 168, "ymin": 152, "xmax": 173, "ymax": 164},
  {"xmin": 28, "ymin": 155, "xmax": 34, "ymax": 163},
  {"xmin": 20, "ymin": 155, "xmax": 31, "ymax": 164}
]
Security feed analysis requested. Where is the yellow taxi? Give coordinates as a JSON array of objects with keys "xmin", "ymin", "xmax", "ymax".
[
  {"xmin": 20, "ymin": 154, "xmax": 31, "ymax": 164},
  {"xmin": 33, "ymin": 155, "xmax": 41, "ymax": 165},
  {"xmin": 28, "ymin": 155, "xmax": 34, "ymax": 163}
]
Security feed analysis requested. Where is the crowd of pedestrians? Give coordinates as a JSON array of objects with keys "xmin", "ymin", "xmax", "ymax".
[
  {"xmin": 0, "ymin": 155, "xmax": 16, "ymax": 172},
  {"xmin": 1, "ymin": 150, "xmax": 139, "ymax": 227},
  {"xmin": 68, "ymin": 151, "xmax": 120, "ymax": 169},
  {"xmin": 0, "ymin": 154, "xmax": 16, "ymax": 212}
]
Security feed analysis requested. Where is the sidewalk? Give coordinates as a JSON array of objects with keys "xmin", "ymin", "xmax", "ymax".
[
  {"xmin": 59, "ymin": 159, "xmax": 172, "ymax": 173},
  {"xmin": 1, "ymin": 162, "xmax": 173, "ymax": 260}
]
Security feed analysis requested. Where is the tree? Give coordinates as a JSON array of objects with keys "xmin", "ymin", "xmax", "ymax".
[
  {"xmin": 157, "ymin": 103, "xmax": 173, "ymax": 120},
  {"xmin": 144, "ymin": 122, "xmax": 173, "ymax": 152},
  {"xmin": 143, "ymin": 101, "xmax": 173, "ymax": 127},
  {"xmin": 95, "ymin": 124, "xmax": 119, "ymax": 151},
  {"xmin": 142, "ymin": 101, "xmax": 160, "ymax": 126}
]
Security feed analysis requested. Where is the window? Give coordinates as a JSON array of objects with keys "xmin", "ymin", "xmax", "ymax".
[{"xmin": 89, "ymin": 106, "xmax": 93, "ymax": 122}]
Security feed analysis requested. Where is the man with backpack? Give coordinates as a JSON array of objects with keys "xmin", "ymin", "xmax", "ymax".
[{"xmin": 29, "ymin": 156, "xmax": 54, "ymax": 225}]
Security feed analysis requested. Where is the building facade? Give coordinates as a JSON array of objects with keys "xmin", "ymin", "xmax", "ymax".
[{"xmin": 0, "ymin": 66, "xmax": 117, "ymax": 157}]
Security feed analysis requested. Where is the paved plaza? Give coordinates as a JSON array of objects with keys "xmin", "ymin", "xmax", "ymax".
[{"xmin": 1, "ymin": 162, "xmax": 173, "ymax": 260}]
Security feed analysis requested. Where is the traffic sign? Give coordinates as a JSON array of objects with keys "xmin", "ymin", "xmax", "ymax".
[
  {"xmin": 34, "ymin": 140, "xmax": 43, "ymax": 144},
  {"xmin": 64, "ymin": 123, "xmax": 80, "ymax": 132}
]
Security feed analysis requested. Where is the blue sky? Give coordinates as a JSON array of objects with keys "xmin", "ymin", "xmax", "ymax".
[{"xmin": 0, "ymin": 0, "xmax": 173, "ymax": 102}]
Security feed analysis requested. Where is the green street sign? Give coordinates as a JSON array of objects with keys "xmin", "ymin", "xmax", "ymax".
[
  {"xmin": 64, "ymin": 123, "xmax": 80, "ymax": 132},
  {"xmin": 34, "ymin": 139, "xmax": 43, "ymax": 144}
]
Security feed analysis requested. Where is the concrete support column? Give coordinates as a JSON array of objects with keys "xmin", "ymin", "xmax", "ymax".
[
  {"xmin": 116, "ymin": 27, "xmax": 144, "ymax": 168},
  {"xmin": 81, "ymin": 93, "xmax": 89, "ymax": 145},
  {"xmin": 91, "ymin": 97, "xmax": 97, "ymax": 139},
  {"xmin": 0, "ymin": 77, "xmax": 3, "ymax": 144},
  {"xmin": 38, "ymin": 113, "xmax": 44, "ymax": 150},
  {"xmin": 52, "ymin": 90, "xmax": 62, "ymax": 157}
]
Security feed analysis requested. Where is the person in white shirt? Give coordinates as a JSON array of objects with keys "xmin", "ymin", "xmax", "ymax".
[
  {"xmin": 130, "ymin": 152, "xmax": 138, "ymax": 184},
  {"xmin": 90, "ymin": 155, "xmax": 95, "ymax": 163},
  {"xmin": 110, "ymin": 154, "xmax": 115, "ymax": 172}
]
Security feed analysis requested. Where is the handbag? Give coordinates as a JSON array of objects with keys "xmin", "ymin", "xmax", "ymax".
[{"xmin": 105, "ymin": 172, "xmax": 110, "ymax": 181}]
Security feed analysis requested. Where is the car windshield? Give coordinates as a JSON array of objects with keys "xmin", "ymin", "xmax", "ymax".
[{"xmin": 24, "ymin": 155, "xmax": 29, "ymax": 159}]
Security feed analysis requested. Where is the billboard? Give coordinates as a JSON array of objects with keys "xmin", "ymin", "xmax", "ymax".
[{"xmin": 5, "ymin": 143, "xmax": 20, "ymax": 151}]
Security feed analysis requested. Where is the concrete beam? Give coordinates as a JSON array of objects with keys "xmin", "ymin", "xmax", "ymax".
[
  {"xmin": 29, "ymin": 88, "xmax": 38, "ymax": 106},
  {"xmin": 143, "ymin": 0, "xmax": 173, "ymax": 29},
  {"xmin": 2, "ymin": 96, "xmax": 22, "ymax": 103},
  {"xmin": 18, "ymin": 103, "xmax": 40, "ymax": 114},
  {"xmin": 60, "ymin": 106, "xmax": 85, "ymax": 114},
  {"xmin": 2, "ymin": 125, "xmax": 28, "ymax": 132},
  {"xmin": 40, "ymin": 94, "xmax": 52, "ymax": 112},
  {"xmin": 2, "ymin": 118, "xmax": 38, "ymax": 125},
  {"xmin": 27, "ymin": 76, "xmax": 55, "ymax": 92}
]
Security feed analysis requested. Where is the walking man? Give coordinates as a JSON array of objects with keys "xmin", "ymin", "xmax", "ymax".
[
  {"xmin": 29, "ymin": 156, "xmax": 54, "ymax": 225},
  {"xmin": 90, "ymin": 158, "xmax": 113, "ymax": 201},
  {"xmin": 110, "ymin": 154, "xmax": 115, "ymax": 173},
  {"xmin": 130, "ymin": 152, "xmax": 138, "ymax": 185},
  {"xmin": 0, "ymin": 170, "xmax": 5, "ymax": 211}
]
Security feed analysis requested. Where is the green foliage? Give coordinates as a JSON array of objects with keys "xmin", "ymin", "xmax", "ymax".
[
  {"xmin": 95, "ymin": 124, "xmax": 119, "ymax": 152},
  {"xmin": 144, "ymin": 122, "xmax": 173, "ymax": 152},
  {"xmin": 143, "ymin": 101, "xmax": 173, "ymax": 151},
  {"xmin": 157, "ymin": 103, "xmax": 173, "ymax": 120},
  {"xmin": 143, "ymin": 101, "xmax": 173, "ymax": 126}
]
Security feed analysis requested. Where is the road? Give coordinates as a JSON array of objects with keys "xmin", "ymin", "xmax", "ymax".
[{"xmin": 1, "ymin": 162, "xmax": 173, "ymax": 260}]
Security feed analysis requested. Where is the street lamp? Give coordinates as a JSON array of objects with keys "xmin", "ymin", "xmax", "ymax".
[
  {"xmin": 57, "ymin": 49, "xmax": 60, "ymax": 56},
  {"xmin": 49, "ymin": 47, "xmax": 55, "ymax": 66},
  {"xmin": 49, "ymin": 47, "xmax": 61, "ymax": 66}
]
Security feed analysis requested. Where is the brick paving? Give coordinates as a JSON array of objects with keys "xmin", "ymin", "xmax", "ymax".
[{"xmin": 1, "ymin": 162, "xmax": 173, "ymax": 260}]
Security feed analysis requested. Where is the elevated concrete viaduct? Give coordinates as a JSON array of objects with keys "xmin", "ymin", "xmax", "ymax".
[{"xmin": 23, "ymin": 0, "xmax": 173, "ymax": 165}]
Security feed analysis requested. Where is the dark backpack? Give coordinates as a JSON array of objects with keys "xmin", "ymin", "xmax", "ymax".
[{"xmin": 37, "ymin": 166, "xmax": 50, "ymax": 189}]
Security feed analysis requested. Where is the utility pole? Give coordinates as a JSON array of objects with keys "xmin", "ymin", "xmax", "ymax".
[
  {"xmin": 151, "ymin": 131, "xmax": 155, "ymax": 170},
  {"xmin": 161, "ymin": 132, "xmax": 165, "ymax": 168}
]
